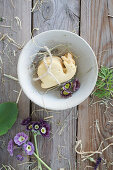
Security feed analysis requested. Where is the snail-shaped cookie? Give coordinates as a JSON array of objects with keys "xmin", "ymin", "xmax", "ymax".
[{"xmin": 37, "ymin": 53, "xmax": 77, "ymax": 88}]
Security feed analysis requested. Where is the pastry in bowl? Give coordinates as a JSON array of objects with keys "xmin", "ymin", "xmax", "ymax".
[
  {"xmin": 17, "ymin": 30, "xmax": 98, "ymax": 110},
  {"xmin": 37, "ymin": 53, "xmax": 77, "ymax": 89}
]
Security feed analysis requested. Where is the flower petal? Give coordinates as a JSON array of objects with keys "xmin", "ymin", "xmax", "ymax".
[
  {"xmin": 60, "ymin": 89, "xmax": 72, "ymax": 98},
  {"xmin": 94, "ymin": 157, "xmax": 102, "ymax": 170},
  {"xmin": 14, "ymin": 132, "xmax": 28, "ymax": 146},
  {"xmin": 26, "ymin": 122, "xmax": 34, "ymax": 131},
  {"xmin": 7, "ymin": 139, "xmax": 14, "ymax": 156},
  {"xmin": 23, "ymin": 142, "xmax": 34, "ymax": 155},
  {"xmin": 21, "ymin": 117, "xmax": 31, "ymax": 126},
  {"xmin": 39, "ymin": 120, "xmax": 50, "ymax": 137},
  {"xmin": 33, "ymin": 122, "xmax": 40, "ymax": 131},
  {"xmin": 61, "ymin": 82, "xmax": 72, "ymax": 91},
  {"xmin": 72, "ymin": 79, "xmax": 80, "ymax": 92},
  {"xmin": 16, "ymin": 155, "xmax": 24, "ymax": 161}
]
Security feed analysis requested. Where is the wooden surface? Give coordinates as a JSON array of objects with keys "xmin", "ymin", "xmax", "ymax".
[
  {"xmin": 31, "ymin": 0, "xmax": 80, "ymax": 169},
  {"xmin": 0, "ymin": 0, "xmax": 113, "ymax": 170},
  {"xmin": 0, "ymin": 0, "xmax": 31, "ymax": 169},
  {"xmin": 77, "ymin": 0, "xmax": 113, "ymax": 170}
]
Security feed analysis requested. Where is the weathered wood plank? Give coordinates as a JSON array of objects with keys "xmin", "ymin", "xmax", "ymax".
[
  {"xmin": 32, "ymin": 0, "xmax": 80, "ymax": 33},
  {"xmin": 77, "ymin": 0, "xmax": 113, "ymax": 169},
  {"xmin": 0, "ymin": 0, "xmax": 31, "ymax": 169},
  {"xmin": 31, "ymin": 0, "xmax": 80, "ymax": 169}
]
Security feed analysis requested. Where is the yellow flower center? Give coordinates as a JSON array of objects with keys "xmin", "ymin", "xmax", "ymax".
[
  {"xmin": 35, "ymin": 125, "xmax": 39, "ymax": 129},
  {"xmin": 27, "ymin": 145, "xmax": 31, "ymax": 151},
  {"xmin": 41, "ymin": 127, "xmax": 46, "ymax": 134},
  {"xmin": 29, "ymin": 125, "xmax": 32, "ymax": 129},
  {"xmin": 19, "ymin": 136, "xmax": 25, "ymax": 142}
]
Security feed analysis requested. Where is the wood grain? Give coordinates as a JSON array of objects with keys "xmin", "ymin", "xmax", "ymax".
[
  {"xmin": 31, "ymin": 0, "xmax": 80, "ymax": 169},
  {"xmin": 0, "ymin": 0, "xmax": 31, "ymax": 169},
  {"xmin": 77, "ymin": 0, "xmax": 113, "ymax": 169},
  {"xmin": 32, "ymin": 0, "xmax": 80, "ymax": 33},
  {"xmin": 1, "ymin": 0, "xmax": 113, "ymax": 169}
]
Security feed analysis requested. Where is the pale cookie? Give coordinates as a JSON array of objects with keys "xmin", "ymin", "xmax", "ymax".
[{"xmin": 37, "ymin": 53, "xmax": 77, "ymax": 89}]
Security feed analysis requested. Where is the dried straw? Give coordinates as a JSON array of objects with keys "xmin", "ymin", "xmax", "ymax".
[
  {"xmin": 31, "ymin": 0, "xmax": 39, "ymax": 12},
  {"xmin": 33, "ymin": 46, "xmax": 61, "ymax": 85},
  {"xmin": 44, "ymin": 116, "xmax": 53, "ymax": 120},
  {"xmin": 75, "ymin": 136, "xmax": 113, "ymax": 166},
  {"xmin": 4, "ymin": 74, "xmax": 18, "ymax": 81},
  {"xmin": 0, "ymin": 56, "xmax": 3, "ymax": 64},
  {"xmin": 0, "ymin": 34, "xmax": 24, "ymax": 50},
  {"xmin": 31, "ymin": 27, "xmax": 39, "ymax": 37},
  {"xmin": 15, "ymin": 17, "xmax": 22, "ymax": 29},
  {"xmin": 0, "ymin": 25, "xmax": 11, "ymax": 28},
  {"xmin": 10, "ymin": 0, "xmax": 15, "ymax": 8},
  {"xmin": 13, "ymin": 90, "xmax": 19, "ymax": 93},
  {"xmin": 95, "ymin": 119, "xmax": 101, "ymax": 135},
  {"xmin": 84, "ymin": 166, "xmax": 94, "ymax": 169},
  {"xmin": 31, "ymin": 0, "xmax": 44, "ymax": 12},
  {"xmin": 16, "ymin": 88, "xmax": 22, "ymax": 104}
]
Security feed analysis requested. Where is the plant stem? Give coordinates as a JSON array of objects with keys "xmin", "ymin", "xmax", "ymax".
[
  {"xmin": 2, "ymin": 164, "xmax": 7, "ymax": 170},
  {"xmin": 34, "ymin": 152, "xmax": 51, "ymax": 170},
  {"xmin": 34, "ymin": 134, "xmax": 42, "ymax": 170}
]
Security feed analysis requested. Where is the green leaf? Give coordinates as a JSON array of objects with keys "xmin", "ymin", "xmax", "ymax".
[
  {"xmin": 0, "ymin": 102, "xmax": 18, "ymax": 136},
  {"xmin": 0, "ymin": 128, "xmax": 8, "ymax": 136},
  {"xmin": 93, "ymin": 66, "xmax": 113, "ymax": 99},
  {"xmin": 108, "ymin": 69, "xmax": 113, "ymax": 74},
  {"xmin": 96, "ymin": 82, "xmax": 106, "ymax": 88},
  {"xmin": 98, "ymin": 72, "xmax": 105, "ymax": 79},
  {"xmin": 37, "ymin": 131, "xmax": 41, "ymax": 135}
]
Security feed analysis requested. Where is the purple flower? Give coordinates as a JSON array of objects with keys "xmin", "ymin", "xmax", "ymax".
[
  {"xmin": 72, "ymin": 79, "xmax": 80, "ymax": 92},
  {"xmin": 33, "ymin": 122, "xmax": 40, "ymax": 131},
  {"xmin": 39, "ymin": 120, "xmax": 50, "ymax": 137},
  {"xmin": 26, "ymin": 122, "xmax": 34, "ymax": 131},
  {"xmin": 14, "ymin": 132, "xmax": 28, "ymax": 146},
  {"xmin": 61, "ymin": 82, "xmax": 72, "ymax": 90},
  {"xmin": 94, "ymin": 157, "xmax": 102, "ymax": 170},
  {"xmin": 16, "ymin": 155, "xmax": 24, "ymax": 161},
  {"xmin": 21, "ymin": 117, "xmax": 31, "ymax": 126},
  {"xmin": 60, "ymin": 89, "xmax": 72, "ymax": 98},
  {"xmin": 23, "ymin": 142, "xmax": 34, "ymax": 155},
  {"xmin": 7, "ymin": 139, "xmax": 14, "ymax": 156},
  {"xmin": 60, "ymin": 79, "xmax": 80, "ymax": 98}
]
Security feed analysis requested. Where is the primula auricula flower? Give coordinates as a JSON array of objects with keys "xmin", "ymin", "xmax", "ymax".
[
  {"xmin": 94, "ymin": 157, "xmax": 102, "ymax": 170},
  {"xmin": 7, "ymin": 139, "xmax": 14, "ymax": 156},
  {"xmin": 72, "ymin": 79, "xmax": 80, "ymax": 92},
  {"xmin": 60, "ymin": 89, "xmax": 72, "ymax": 98},
  {"xmin": 21, "ymin": 117, "xmax": 31, "ymax": 126},
  {"xmin": 60, "ymin": 79, "xmax": 80, "ymax": 98},
  {"xmin": 14, "ymin": 132, "xmax": 28, "ymax": 146},
  {"xmin": 61, "ymin": 82, "xmax": 72, "ymax": 90},
  {"xmin": 26, "ymin": 122, "xmax": 34, "ymax": 131},
  {"xmin": 39, "ymin": 120, "xmax": 50, "ymax": 137},
  {"xmin": 60, "ymin": 82, "xmax": 72, "ymax": 98},
  {"xmin": 33, "ymin": 122, "xmax": 40, "ymax": 131},
  {"xmin": 23, "ymin": 142, "xmax": 34, "ymax": 155},
  {"xmin": 16, "ymin": 154, "xmax": 24, "ymax": 161}
]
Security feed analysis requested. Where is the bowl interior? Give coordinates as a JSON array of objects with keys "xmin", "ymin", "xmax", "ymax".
[{"xmin": 17, "ymin": 30, "xmax": 98, "ymax": 110}]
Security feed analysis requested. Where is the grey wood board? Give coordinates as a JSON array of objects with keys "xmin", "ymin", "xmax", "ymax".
[
  {"xmin": 0, "ymin": 0, "xmax": 31, "ymax": 169},
  {"xmin": 77, "ymin": 0, "xmax": 113, "ymax": 169},
  {"xmin": 30, "ymin": 0, "xmax": 80, "ymax": 169}
]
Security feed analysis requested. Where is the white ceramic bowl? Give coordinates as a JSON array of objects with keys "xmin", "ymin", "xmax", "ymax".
[{"xmin": 17, "ymin": 30, "xmax": 98, "ymax": 110}]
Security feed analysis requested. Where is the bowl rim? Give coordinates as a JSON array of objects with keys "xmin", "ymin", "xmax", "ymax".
[{"xmin": 17, "ymin": 30, "xmax": 98, "ymax": 110}]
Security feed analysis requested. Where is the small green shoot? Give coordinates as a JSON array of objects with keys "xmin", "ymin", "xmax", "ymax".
[{"xmin": 93, "ymin": 66, "xmax": 113, "ymax": 99}]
